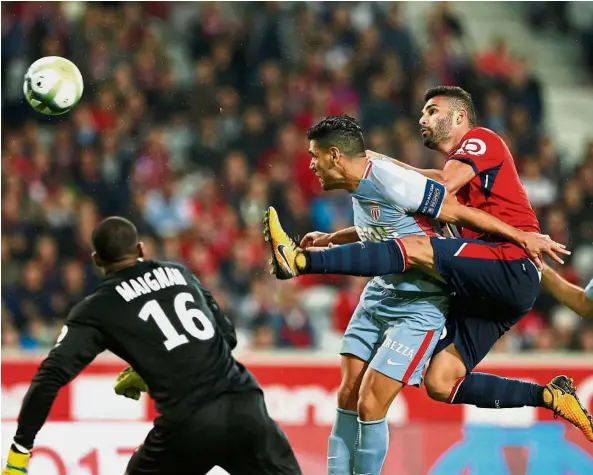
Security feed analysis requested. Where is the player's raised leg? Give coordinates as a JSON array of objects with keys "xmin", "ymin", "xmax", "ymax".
[
  {"xmin": 264, "ymin": 206, "xmax": 408, "ymax": 280},
  {"xmin": 425, "ymin": 307, "xmax": 593, "ymax": 442}
]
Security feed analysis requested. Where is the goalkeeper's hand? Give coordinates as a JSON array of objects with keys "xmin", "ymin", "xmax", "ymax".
[
  {"xmin": 3, "ymin": 446, "xmax": 31, "ymax": 474},
  {"xmin": 114, "ymin": 367, "xmax": 148, "ymax": 400}
]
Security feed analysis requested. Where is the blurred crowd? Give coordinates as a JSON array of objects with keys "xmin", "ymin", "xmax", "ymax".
[
  {"xmin": 527, "ymin": 2, "xmax": 593, "ymax": 76},
  {"xmin": 2, "ymin": 2, "xmax": 593, "ymax": 353}
]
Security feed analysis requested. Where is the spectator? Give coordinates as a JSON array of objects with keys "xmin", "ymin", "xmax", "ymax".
[
  {"xmin": 143, "ymin": 178, "xmax": 193, "ymax": 238},
  {"xmin": 1, "ymin": 2, "xmax": 591, "ymax": 352}
]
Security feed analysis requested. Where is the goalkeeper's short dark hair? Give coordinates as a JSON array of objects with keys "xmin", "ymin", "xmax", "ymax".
[{"xmin": 91, "ymin": 217, "xmax": 139, "ymax": 264}]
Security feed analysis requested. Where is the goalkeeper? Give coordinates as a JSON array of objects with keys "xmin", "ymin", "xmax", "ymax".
[{"xmin": 3, "ymin": 217, "xmax": 301, "ymax": 475}]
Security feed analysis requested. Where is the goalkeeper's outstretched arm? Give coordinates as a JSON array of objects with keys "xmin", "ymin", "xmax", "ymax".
[{"xmin": 4, "ymin": 300, "xmax": 105, "ymax": 474}]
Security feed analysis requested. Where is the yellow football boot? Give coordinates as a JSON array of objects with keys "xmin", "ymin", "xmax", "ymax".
[
  {"xmin": 543, "ymin": 375, "xmax": 593, "ymax": 442},
  {"xmin": 263, "ymin": 207, "xmax": 306, "ymax": 280}
]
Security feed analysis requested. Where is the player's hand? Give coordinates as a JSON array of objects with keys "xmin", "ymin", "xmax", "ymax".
[
  {"xmin": 520, "ymin": 232, "xmax": 571, "ymax": 269},
  {"xmin": 300, "ymin": 231, "xmax": 332, "ymax": 249},
  {"xmin": 114, "ymin": 367, "xmax": 148, "ymax": 401},
  {"xmin": 3, "ymin": 446, "xmax": 30, "ymax": 475}
]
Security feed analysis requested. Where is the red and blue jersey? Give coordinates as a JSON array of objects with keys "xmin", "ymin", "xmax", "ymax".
[{"xmin": 446, "ymin": 127, "xmax": 541, "ymax": 240}]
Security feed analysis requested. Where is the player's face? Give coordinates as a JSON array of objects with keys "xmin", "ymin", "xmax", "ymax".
[
  {"xmin": 419, "ymin": 97, "xmax": 453, "ymax": 150},
  {"xmin": 308, "ymin": 140, "xmax": 343, "ymax": 191}
]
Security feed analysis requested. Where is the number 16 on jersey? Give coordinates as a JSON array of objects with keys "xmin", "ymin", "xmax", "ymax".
[{"xmin": 139, "ymin": 292, "xmax": 215, "ymax": 350}]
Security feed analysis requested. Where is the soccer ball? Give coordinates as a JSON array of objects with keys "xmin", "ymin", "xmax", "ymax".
[{"xmin": 23, "ymin": 56, "xmax": 84, "ymax": 115}]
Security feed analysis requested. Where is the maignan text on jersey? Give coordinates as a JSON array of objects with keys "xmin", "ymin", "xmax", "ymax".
[{"xmin": 115, "ymin": 267, "xmax": 188, "ymax": 302}]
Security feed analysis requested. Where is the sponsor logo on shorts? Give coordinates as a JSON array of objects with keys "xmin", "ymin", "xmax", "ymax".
[{"xmin": 382, "ymin": 337, "xmax": 414, "ymax": 360}]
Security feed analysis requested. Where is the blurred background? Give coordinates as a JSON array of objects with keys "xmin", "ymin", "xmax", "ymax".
[
  {"xmin": 1, "ymin": 2, "xmax": 593, "ymax": 474},
  {"xmin": 2, "ymin": 1, "xmax": 593, "ymax": 354}
]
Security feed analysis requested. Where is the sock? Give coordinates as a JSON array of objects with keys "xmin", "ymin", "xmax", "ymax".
[
  {"xmin": 353, "ymin": 418, "xmax": 389, "ymax": 475},
  {"xmin": 450, "ymin": 373, "xmax": 545, "ymax": 408},
  {"xmin": 328, "ymin": 409, "xmax": 359, "ymax": 475},
  {"xmin": 301, "ymin": 239, "xmax": 407, "ymax": 276}
]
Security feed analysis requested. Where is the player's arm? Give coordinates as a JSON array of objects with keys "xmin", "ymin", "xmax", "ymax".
[
  {"xmin": 367, "ymin": 150, "xmax": 475, "ymax": 194},
  {"xmin": 370, "ymin": 160, "xmax": 568, "ymax": 268},
  {"xmin": 542, "ymin": 266, "xmax": 593, "ymax": 318},
  {"xmin": 5, "ymin": 301, "xmax": 105, "ymax": 469},
  {"xmin": 437, "ymin": 193, "xmax": 569, "ymax": 267},
  {"xmin": 301, "ymin": 227, "xmax": 360, "ymax": 248}
]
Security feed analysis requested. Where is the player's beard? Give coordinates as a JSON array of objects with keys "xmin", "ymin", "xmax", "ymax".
[{"xmin": 422, "ymin": 113, "xmax": 453, "ymax": 150}]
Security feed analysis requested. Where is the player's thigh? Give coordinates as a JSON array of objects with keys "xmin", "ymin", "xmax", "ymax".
[
  {"xmin": 424, "ymin": 342, "xmax": 468, "ymax": 402},
  {"xmin": 357, "ymin": 367, "xmax": 405, "ymax": 421},
  {"xmin": 370, "ymin": 319, "xmax": 443, "ymax": 388},
  {"xmin": 341, "ymin": 297, "xmax": 382, "ymax": 364},
  {"xmin": 337, "ymin": 353, "xmax": 368, "ymax": 411},
  {"xmin": 226, "ymin": 391, "xmax": 302, "ymax": 475},
  {"xmin": 124, "ymin": 422, "xmax": 177, "ymax": 475},
  {"xmin": 429, "ymin": 237, "xmax": 540, "ymax": 308},
  {"xmin": 339, "ymin": 292, "xmax": 385, "ymax": 409},
  {"xmin": 431, "ymin": 300, "xmax": 525, "ymax": 376}
]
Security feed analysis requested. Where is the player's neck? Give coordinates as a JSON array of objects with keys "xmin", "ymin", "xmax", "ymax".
[
  {"xmin": 440, "ymin": 128, "xmax": 472, "ymax": 156},
  {"xmin": 104, "ymin": 258, "xmax": 141, "ymax": 276},
  {"xmin": 344, "ymin": 157, "xmax": 369, "ymax": 193}
]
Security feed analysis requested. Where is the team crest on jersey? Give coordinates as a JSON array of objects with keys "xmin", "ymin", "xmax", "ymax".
[{"xmin": 370, "ymin": 203, "xmax": 381, "ymax": 221}]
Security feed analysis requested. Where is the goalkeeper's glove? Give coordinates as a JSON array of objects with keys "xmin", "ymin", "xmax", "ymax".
[
  {"xmin": 113, "ymin": 367, "xmax": 148, "ymax": 401},
  {"xmin": 3, "ymin": 446, "xmax": 31, "ymax": 474}
]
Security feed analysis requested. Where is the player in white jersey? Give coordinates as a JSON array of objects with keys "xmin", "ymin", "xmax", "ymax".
[
  {"xmin": 542, "ymin": 264, "xmax": 593, "ymax": 318},
  {"xmin": 324, "ymin": 154, "xmax": 450, "ymax": 475},
  {"xmin": 263, "ymin": 116, "xmax": 558, "ymax": 475}
]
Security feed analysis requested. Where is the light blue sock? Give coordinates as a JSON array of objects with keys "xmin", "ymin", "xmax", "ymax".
[
  {"xmin": 328, "ymin": 408, "xmax": 359, "ymax": 475},
  {"xmin": 353, "ymin": 418, "xmax": 389, "ymax": 475}
]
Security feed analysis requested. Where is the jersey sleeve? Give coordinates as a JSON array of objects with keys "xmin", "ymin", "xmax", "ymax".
[
  {"xmin": 585, "ymin": 279, "xmax": 593, "ymax": 302},
  {"xmin": 447, "ymin": 128, "xmax": 503, "ymax": 175},
  {"xmin": 13, "ymin": 299, "xmax": 106, "ymax": 450},
  {"xmin": 369, "ymin": 159, "xmax": 446, "ymax": 219}
]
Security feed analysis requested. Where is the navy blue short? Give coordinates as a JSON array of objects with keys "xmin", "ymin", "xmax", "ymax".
[{"xmin": 430, "ymin": 237, "xmax": 541, "ymax": 372}]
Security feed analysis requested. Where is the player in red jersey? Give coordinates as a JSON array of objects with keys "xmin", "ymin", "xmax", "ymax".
[{"xmin": 265, "ymin": 87, "xmax": 592, "ymax": 443}]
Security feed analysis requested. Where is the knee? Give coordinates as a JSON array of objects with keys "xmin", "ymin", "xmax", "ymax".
[
  {"xmin": 357, "ymin": 389, "xmax": 383, "ymax": 421},
  {"xmin": 400, "ymin": 235, "xmax": 432, "ymax": 267},
  {"xmin": 401, "ymin": 235, "xmax": 428, "ymax": 248},
  {"xmin": 424, "ymin": 372, "xmax": 458, "ymax": 403},
  {"xmin": 337, "ymin": 384, "xmax": 358, "ymax": 411}
]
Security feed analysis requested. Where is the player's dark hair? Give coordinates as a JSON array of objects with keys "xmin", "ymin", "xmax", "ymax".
[
  {"xmin": 91, "ymin": 217, "xmax": 139, "ymax": 264},
  {"xmin": 424, "ymin": 86, "xmax": 477, "ymax": 128},
  {"xmin": 306, "ymin": 115, "xmax": 365, "ymax": 158}
]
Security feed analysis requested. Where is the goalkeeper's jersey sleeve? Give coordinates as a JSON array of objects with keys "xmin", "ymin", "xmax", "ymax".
[{"xmin": 14, "ymin": 298, "xmax": 106, "ymax": 450}]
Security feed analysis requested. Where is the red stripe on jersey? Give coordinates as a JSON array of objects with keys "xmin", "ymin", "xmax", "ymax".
[
  {"xmin": 456, "ymin": 242, "xmax": 528, "ymax": 261},
  {"xmin": 414, "ymin": 215, "xmax": 437, "ymax": 236},
  {"xmin": 363, "ymin": 161, "xmax": 373, "ymax": 179},
  {"xmin": 402, "ymin": 329, "xmax": 435, "ymax": 384}
]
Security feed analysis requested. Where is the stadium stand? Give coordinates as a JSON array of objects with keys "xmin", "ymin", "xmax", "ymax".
[{"xmin": 2, "ymin": 1, "xmax": 593, "ymax": 355}]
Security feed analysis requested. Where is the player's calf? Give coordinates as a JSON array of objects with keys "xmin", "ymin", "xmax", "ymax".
[
  {"xmin": 328, "ymin": 355, "xmax": 368, "ymax": 475},
  {"xmin": 353, "ymin": 370, "xmax": 404, "ymax": 475}
]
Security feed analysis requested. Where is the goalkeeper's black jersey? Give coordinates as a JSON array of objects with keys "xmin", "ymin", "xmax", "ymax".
[{"xmin": 14, "ymin": 260, "xmax": 259, "ymax": 450}]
